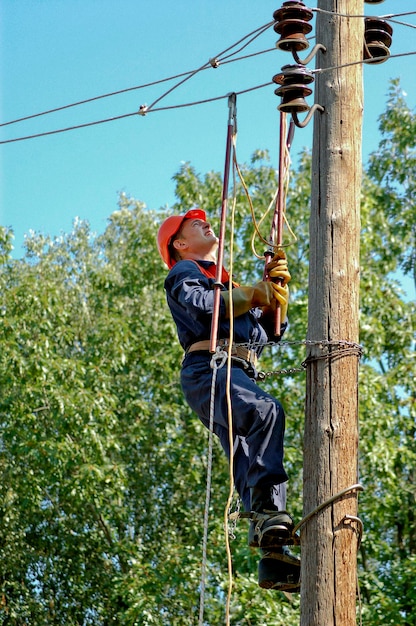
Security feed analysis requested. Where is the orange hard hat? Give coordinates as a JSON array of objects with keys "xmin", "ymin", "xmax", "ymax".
[{"xmin": 157, "ymin": 208, "xmax": 207, "ymax": 269}]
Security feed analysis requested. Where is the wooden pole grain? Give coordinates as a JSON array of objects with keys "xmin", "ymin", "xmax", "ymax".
[{"xmin": 301, "ymin": 1, "xmax": 364, "ymax": 624}]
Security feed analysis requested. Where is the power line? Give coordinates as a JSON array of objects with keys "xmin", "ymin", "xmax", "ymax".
[
  {"xmin": 0, "ymin": 112, "xmax": 138, "ymax": 144},
  {"xmin": 3, "ymin": 45, "xmax": 416, "ymax": 146},
  {"xmin": 0, "ymin": 84, "xmax": 271, "ymax": 145},
  {"xmin": 2, "ymin": 9, "xmax": 414, "ymax": 130},
  {"xmin": 1, "ymin": 24, "xmax": 415, "ymax": 145},
  {"xmin": 314, "ymin": 49, "xmax": 416, "ymax": 74},
  {"xmin": 312, "ymin": 8, "xmax": 416, "ymax": 20},
  {"xmin": 2, "ymin": 46, "xmax": 416, "ymax": 146},
  {"xmin": 143, "ymin": 21, "xmax": 274, "ymax": 113},
  {"xmin": 387, "ymin": 18, "xmax": 416, "ymax": 30},
  {"xmin": 0, "ymin": 48, "xmax": 277, "ymax": 130},
  {"xmin": 0, "ymin": 74, "xmax": 192, "ymax": 129},
  {"xmin": 0, "ymin": 21, "xmax": 274, "ymax": 129}
]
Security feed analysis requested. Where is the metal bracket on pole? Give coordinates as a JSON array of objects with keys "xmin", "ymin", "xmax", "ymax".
[
  {"xmin": 292, "ymin": 103, "xmax": 325, "ymax": 128},
  {"xmin": 292, "ymin": 43, "xmax": 327, "ymax": 66}
]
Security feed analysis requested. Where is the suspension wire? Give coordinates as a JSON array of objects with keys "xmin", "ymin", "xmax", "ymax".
[
  {"xmin": 0, "ymin": 7, "xmax": 413, "ymax": 129},
  {"xmin": 0, "ymin": 49, "xmax": 276, "ymax": 128},
  {"xmin": 143, "ymin": 21, "xmax": 273, "ymax": 114},
  {"xmin": 143, "ymin": 82, "xmax": 271, "ymax": 113},
  {"xmin": 0, "ymin": 83, "xmax": 268, "ymax": 145},
  {"xmin": 0, "ymin": 76, "xmax": 186, "ymax": 129},
  {"xmin": 386, "ymin": 18, "xmax": 416, "ymax": 30},
  {"xmin": 217, "ymin": 22, "xmax": 273, "ymax": 63},
  {"xmin": 0, "ymin": 22, "xmax": 274, "ymax": 129},
  {"xmin": 314, "ymin": 49, "xmax": 416, "ymax": 74},
  {"xmin": 1, "ymin": 7, "xmax": 413, "ymax": 132},
  {"xmin": 312, "ymin": 7, "xmax": 416, "ymax": 20},
  {"xmin": 0, "ymin": 111, "xmax": 139, "ymax": 144},
  {"xmin": 2, "ymin": 46, "xmax": 416, "ymax": 145}
]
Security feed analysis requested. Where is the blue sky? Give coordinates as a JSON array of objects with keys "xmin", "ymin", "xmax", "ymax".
[{"xmin": 1, "ymin": 0, "xmax": 415, "ymax": 284}]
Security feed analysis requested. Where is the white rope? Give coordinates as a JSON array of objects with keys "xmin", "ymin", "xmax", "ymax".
[{"xmin": 198, "ymin": 349, "xmax": 227, "ymax": 626}]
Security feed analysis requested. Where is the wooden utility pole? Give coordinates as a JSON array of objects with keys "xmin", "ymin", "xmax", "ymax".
[{"xmin": 301, "ymin": 1, "xmax": 363, "ymax": 625}]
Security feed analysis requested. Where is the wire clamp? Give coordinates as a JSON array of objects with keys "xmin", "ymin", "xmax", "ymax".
[
  {"xmin": 209, "ymin": 57, "xmax": 220, "ymax": 68},
  {"xmin": 138, "ymin": 104, "xmax": 148, "ymax": 116}
]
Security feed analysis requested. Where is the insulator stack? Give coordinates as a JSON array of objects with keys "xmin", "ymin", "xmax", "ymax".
[
  {"xmin": 273, "ymin": 1, "xmax": 313, "ymax": 52},
  {"xmin": 273, "ymin": 64, "xmax": 315, "ymax": 113},
  {"xmin": 364, "ymin": 18, "xmax": 393, "ymax": 64}
]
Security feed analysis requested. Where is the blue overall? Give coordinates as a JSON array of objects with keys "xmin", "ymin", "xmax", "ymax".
[{"xmin": 164, "ymin": 259, "xmax": 288, "ymax": 512}]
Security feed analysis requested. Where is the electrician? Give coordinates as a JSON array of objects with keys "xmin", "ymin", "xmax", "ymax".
[{"xmin": 157, "ymin": 208, "xmax": 300, "ymax": 591}]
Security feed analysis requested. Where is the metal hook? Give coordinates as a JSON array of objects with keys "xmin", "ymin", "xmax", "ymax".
[
  {"xmin": 292, "ymin": 103, "xmax": 324, "ymax": 128},
  {"xmin": 292, "ymin": 43, "xmax": 327, "ymax": 66}
]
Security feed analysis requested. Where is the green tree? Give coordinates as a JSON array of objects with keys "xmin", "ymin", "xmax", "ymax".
[
  {"xmin": 0, "ymin": 82, "xmax": 414, "ymax": 625},
  {"xmin": 356, "ymin": 80, "xmax": 415, "ymax": 626}
]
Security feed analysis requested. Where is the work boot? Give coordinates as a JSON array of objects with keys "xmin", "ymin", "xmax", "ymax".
[
  {"xmin": 258, "ymin": 546, "xmax": 301, "ymax": 592},
  {"xmin": 248, "ymin": 486, "xmax": 295, "ymax": 548}
]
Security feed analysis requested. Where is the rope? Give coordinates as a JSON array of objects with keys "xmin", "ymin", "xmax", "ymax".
[
  {"xmin": 198, "ymin": 98, "xmax": 239, "ymax": 626},
  {"xmin": 248, "ymin": 115, "xmax": 297, "ymax": 258},
  {"xmin": 223, "ymin": 154, "xmax": 238, "ymax": 626},
  {"xmin": 198, "ymin": 349, "xmax": 227, "ymax": 626}
]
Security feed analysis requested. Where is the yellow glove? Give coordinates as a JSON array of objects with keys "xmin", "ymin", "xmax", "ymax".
[
  {"xmin": 270, "ymin": 282, "xmax": 289, "ymax": 322},
  {"xmin": 264, "ymin": 250, "xmax": 291, "ymax": 322},
  {"xmin": 222, "ymin": 282, "xmax": 278, "ymax": 318},
  {"xmin": 265, "ymin": 250, "xmax": 291, "ymax": 286}
]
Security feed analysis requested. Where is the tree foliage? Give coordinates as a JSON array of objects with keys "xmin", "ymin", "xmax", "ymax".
[{"xmin": 0, "ymin": 82, "xmax": 414, "ymax": 625}]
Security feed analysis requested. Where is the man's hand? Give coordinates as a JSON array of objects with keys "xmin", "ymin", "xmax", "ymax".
[
  {"xmin": 221, "ymin": 252, "xmax": 292, "ymax": 319},
  {"xmin": 269, "ymin": 282, "xmax": 289, "ymax": 321},
  {"xmin": 222, "ymin": 281, "xmax": 288, "ymax": 318},
  {"xmin": 265, "ymin": 250, "xmax": 291, "ymax": 286}
]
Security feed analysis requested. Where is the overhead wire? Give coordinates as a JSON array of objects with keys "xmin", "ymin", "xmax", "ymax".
[
  {"xmin": 1, "ymin": 11, "xmax": 415, "ymax": 145},
  {"xmin": 0, "ymin": 48, "xmax": 276, "ymax": 130},
  {"xmin": 314, "ymin": 49, "xmax": 416, "ymax": 74},
  {"xmin": 386, "ymin": 18, "xmax": 416, "ymax": 30},
  {"xmin": 0, "ymin": 21, "xmax": 274, "ymax": 129},
  {"xmin": 3, "ymin": 46, "xmax": 416, "ymax": 147},
  {"xmin": 312, "ymin": 8, "xmax": 416, "ymax": 20},
  {"xmin": 1, "ymin": 9, "xmax": 414, "ymax": 130},
  {"xmin": 0, "ymin": 83, "xmax": 271, "ymax": 145},
  {"xmin": 144, "ymin": 20, "xmax": 274, "ymax": 113}
]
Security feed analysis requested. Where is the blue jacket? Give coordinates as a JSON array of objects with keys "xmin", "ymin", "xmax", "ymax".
[{"xmin": 164, "ymin": 259, "xmax": 286, "ymax": 354}]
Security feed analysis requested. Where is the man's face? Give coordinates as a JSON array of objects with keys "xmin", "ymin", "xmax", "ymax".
[{"xmin": 174, "ymin": 218, "xmax": 218, "ymax": 254}]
